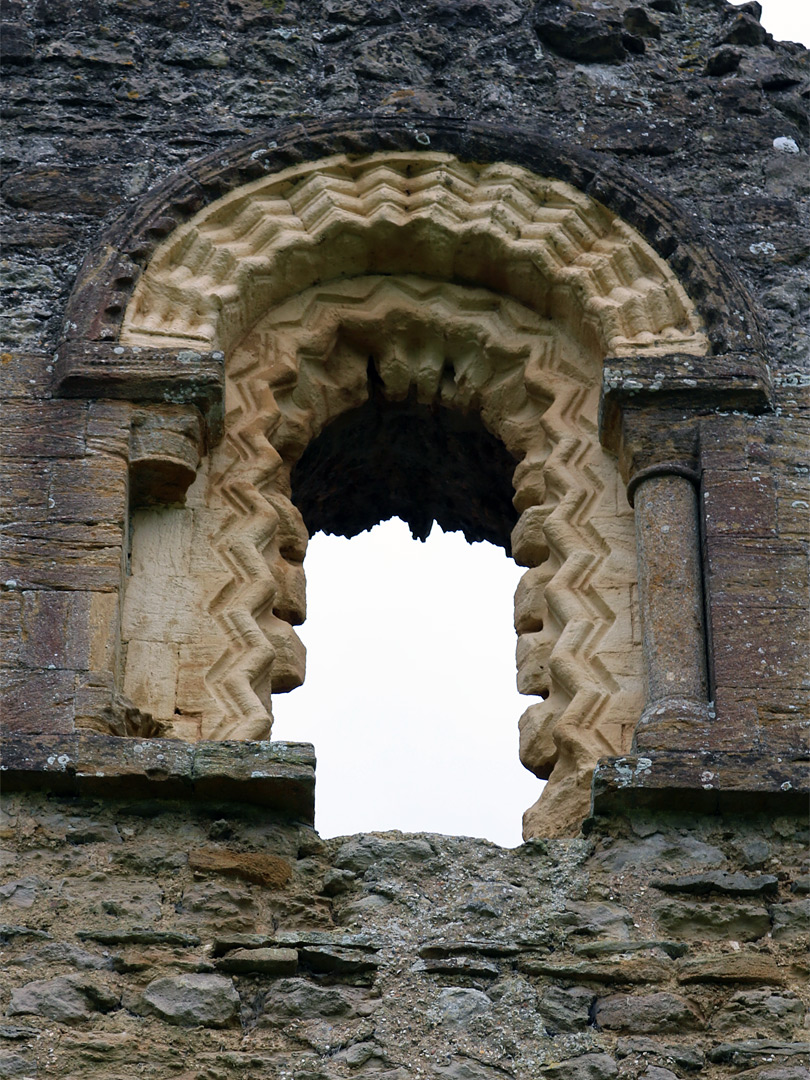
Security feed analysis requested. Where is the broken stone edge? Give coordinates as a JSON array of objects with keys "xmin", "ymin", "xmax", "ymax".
[
  {"xmin": 0, "ymin": 734, "xmax": 316, "ymax": 823},
  {"xmin": 591, "ymin": 751, "xmax": 810, "ymax": 818}
]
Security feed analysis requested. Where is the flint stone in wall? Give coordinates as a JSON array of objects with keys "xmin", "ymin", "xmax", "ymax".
[
  {"xmin": 714, "ymin": 990, "xmax": 805, "ymax": 1036},
  {"xmin": 435, "ymin": 1057, "xmax": 514, "ymax": 1079},
  {"xmin": 743, "ymin": 1070, "xmax": 810, "ymax": 1080},
  {"xmin": 137, "ymin": 973, "xmax": 239, "ymax": 1028},
  {"xmin": 594, "ymin": 991, "xmax": 703, "ymax": 1033},
  {"xmin": 0, "ymin": 23, "xmax": 34, "ymax": 64},
  {"xmin": 559, "ymin": 901, "xmax": 633, "ymax": 940},
  {"xmin": 707, "ymin": 1042, "xmax": 810, "ymax": 1067},
  {"xmin": 0, "ymin": 880, "xmax": 38, "ymax": 909},
  {"xmin": 0, "ymin": 1050, "xmax": 34, "ymax": 1078},
  {"xmin": 438, "ymin": 987, "xmax": 493, "ymax": 1027},
  {"xmin": 592, "ymin": 834, "xmax": 725, "ymax": 873},
  {"xmin": 533, "ymin": 2, "xmax": 626, "ymax": 63},
  {"xmin": 1, "ymin": 166, "xmax": 127, "ymax": 215},
  {"xmin": 9, "ymin": 942, "xmax": 112, "ymax": 971},
  {"xmin": 652, "ymin": 871, "xmax": 779, "ymax": 896},
  {"xmin": 8, "ymin": 973, "xmax": 119, "ymax": 1024},
  {"xmin": 615, "ymin": 1039, "xmax": 705, "ymax": 1071},
  {"xmin": 536, "ymin": 984, "xmax": 594, "ymax": 1034},
  {"xmin": 216, "ymin": 947, "xmax": 298, "ymax": 976}
]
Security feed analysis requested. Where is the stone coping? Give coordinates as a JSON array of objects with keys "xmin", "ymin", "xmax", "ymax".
[
  {"xmin": 0, "ymin": 734, "xmax": 315, "ymax": 823},
  {"xmin": 592, "ymin": 751, "xmax": 810, "ymax": 817}
]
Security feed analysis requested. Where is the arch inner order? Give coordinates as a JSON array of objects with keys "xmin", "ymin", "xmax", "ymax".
[{"xmin": 118, "ymin": 151, "xmax": 709, "ymax": 837}]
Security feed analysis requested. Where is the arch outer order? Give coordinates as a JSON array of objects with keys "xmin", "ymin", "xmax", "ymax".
[{"xmin": 53, "ymin": 118, "xmax": 772, "ymax": 838}]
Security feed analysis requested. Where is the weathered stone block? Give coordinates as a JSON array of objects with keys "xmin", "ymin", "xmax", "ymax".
[
  {"xmin": 770, "ymin": 899, "xmax": 810, "ymax": 941},
  {"xmin": 653, "ymin": 899, "xmax": 770, "ymax": 941},
  {"xmin": 537, "ymin": 984, "xmax": 594, "ymax": 1034},
  {"xmin": 215, "ymin": 947, "xmax": 298, "ymax": 976},
  {"xmin": 651, "ymin": 871, "xmax": 779, "ymax": 897},
  {"xmin": 558, "ymin": 901, "xmax": 634, "ymax": 940},
  {"xmin": 0, "ymin": 669, "xmax": 76, "ymax": 734},
  {"xmin": 438, "ymin": 987, "xmax": 493, "ymax": 1027},
  {"xmin": 188, "ymin": 848, "xmax": 292, "ymax": 889},
  {"xmin": 0, "ymin": 402, "xmax": 86, "ymax": 460},
  {"xmin": 541, "ymin": 1053, "xmax": 619, "ymax": 1080},
  {"xmin": 49, "ymin": 455, "xmax": 127, "ymax": 524},
  {"xmin": 678, "ymin": 952, "xmax": 784, "ymax": 985},
  {"xmin": 703, "ymin": 471, "xmax": 777, "ymax": 538},
  {"xmin": 713, "ymin": 990, "xmax": 805, "ymax": 1037},
  {"xmin": 594, "ymin": 991, "xmax": 703, "ymax": 1033},
  {"xmin": 259, "ymin": 978, "xmax": 352, "ymax": 1021},
  {"xmin": 333, "ymin": 835, "xmax": 435, "ymax": 873},
  {"xmin": 8, "ymin": 974, "xmax": 119, "ymax": 1024},
  {"xmin": 137, "ymin": 974, "xmax": 240, "ymax": 1028},
  {"xmin": 20, "ymin": 590, "xmax": 92, "ymax": 671}
]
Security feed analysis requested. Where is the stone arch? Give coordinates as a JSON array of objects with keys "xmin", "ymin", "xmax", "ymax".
[{"xmin": 114, "ymin": 147, "xmax": 714, "ymax": 836}]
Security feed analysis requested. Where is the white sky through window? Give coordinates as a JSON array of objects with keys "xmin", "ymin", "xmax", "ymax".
[{"xmin": 270, "ymin": 518, "xmax": 544, "ymax": 848}]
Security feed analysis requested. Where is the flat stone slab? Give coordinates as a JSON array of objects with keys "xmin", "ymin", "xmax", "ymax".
[
  {"xmin": 0, "ymin": 734, "xmax": 315, "ymax": 823},
  {"xmin": 592, "ymin": 752, "xmax": 809, "ymax": 817}
]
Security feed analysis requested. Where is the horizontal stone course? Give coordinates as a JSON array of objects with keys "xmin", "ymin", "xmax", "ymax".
[
  {"xmin": 1, "ymin": 794, "xmax": 807, "ymax": 1076},
  {"xmin": 0, "ymin": 734, "xmax": 316, "ymax": 820}
]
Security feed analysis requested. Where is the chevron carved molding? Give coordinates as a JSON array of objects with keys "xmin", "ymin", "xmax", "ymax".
[{"xmin": 118, "ymin": 152, "xmax": 709, "ymax": 836}]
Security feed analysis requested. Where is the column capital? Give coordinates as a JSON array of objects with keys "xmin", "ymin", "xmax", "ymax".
[{"xmin": 598, "ymin": 351, "xmax": 771, "ymax": 491}]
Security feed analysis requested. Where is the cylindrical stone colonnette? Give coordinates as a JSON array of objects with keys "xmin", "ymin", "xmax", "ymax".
[{"xmin": 630, "ymin": 468, "xmax": 712, "ymax": 751}]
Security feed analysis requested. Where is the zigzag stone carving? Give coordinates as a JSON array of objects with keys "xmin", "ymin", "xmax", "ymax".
[
  {"xmin": 119, "ymin": 152, "xmax": 709, "ymax": 836},
  {"xmin": 121, "ymin": 152, "xmax": 707, "ymax": 361}
]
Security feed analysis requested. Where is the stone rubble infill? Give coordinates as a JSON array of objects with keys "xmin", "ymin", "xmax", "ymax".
[
  {"xmin": 412, "ymin": 956, "xmax": 501, "ymax": 977},
  {"xmin": 571, "ymin": 940, "xmax": 688, "ymax": 958},
  {"xmin": 418, "ymin": 939, "xmax": 522, "ymax": 957},
  {"xmin": 0, "ymin": 799, "xmax": 807, "ymax": 1075}
]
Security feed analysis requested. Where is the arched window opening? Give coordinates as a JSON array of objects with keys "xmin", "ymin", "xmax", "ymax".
[
  {"xmin": 270, "ymin": 519, "xmax": 538, "ymax": 848},
  {"xmin": 113, "ymin": 150, "xmax": 712, "ymax": 836}
]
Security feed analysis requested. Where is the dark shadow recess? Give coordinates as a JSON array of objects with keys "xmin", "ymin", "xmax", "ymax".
[{"xmin": 291, "ymin": 369, "xmax": 519, "ymax": 550}]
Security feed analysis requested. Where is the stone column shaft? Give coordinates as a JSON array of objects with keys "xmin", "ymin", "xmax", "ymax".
[{"xmin": 631, "ymin": 470, "xmax": 712, "ymax": 750}]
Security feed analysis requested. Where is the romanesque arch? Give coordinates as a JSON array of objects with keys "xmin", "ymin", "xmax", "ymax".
[{"xmin": 109, "ymin": 149, "xmax": 710, "ymax": 835}]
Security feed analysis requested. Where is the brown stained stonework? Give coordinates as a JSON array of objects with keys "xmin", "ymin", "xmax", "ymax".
[
  {"xmin": 187, "ymin": 848, "xmax": 293, "ymax": 889},
  {"xmin": 0, "ymin": 1, "xmax": 808, "ymax": 1072},
  {"xmin": 0, "ymin": 790, "xmax": 807, "ymax": 1078}
]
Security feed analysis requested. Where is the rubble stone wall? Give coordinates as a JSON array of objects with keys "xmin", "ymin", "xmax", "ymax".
[
  {"xmin": 1, "ymin": 0, "xmax": 809, "ymax": 1075},
  {"xmin": 1, "ymin": 790, "xmax": 808, "ymax": 1079}
]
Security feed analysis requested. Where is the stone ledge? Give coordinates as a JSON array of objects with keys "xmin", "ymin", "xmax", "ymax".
[
  {"xmin": 0, "ymin": 734, "xmax": 315, "ymax": 823},
  {"xmin": 54, "ymin": 342, "xmax": 225, "ymax": 443},
  {"xmin": 591, "ymin": 751, "xmax": 809, "ymax": 817}
]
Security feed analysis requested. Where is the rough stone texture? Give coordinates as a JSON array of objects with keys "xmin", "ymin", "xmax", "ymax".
[
  {"xmin": 136, "ymin": 973, "xmax": 240, "ymax": 1027},
  {"xmin": 1, "ymin": 0, "xmax": 807, "ymax": 842},
  {"xmin": 0, "ymin": 796, "xmax": 808, "ymax": 1077},
  {"xmin": 1, "ymin": 0, "xmax": 809, "ymax": 1074}
]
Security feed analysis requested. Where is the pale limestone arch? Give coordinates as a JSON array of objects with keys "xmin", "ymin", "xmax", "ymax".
[{"xmin": 119, "ymin": 151, "xmax": 709, "ymax": 836}]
